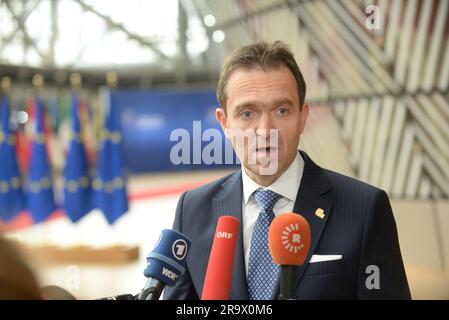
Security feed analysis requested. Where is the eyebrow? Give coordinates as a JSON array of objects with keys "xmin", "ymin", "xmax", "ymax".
[
  {"xmin": 232, "ymin": 98, "xmax": 294, "ymax": 116},
  {"xmin": 232, "ymin": 101, "xmax": 258, "ymax": 116},
  {"xmin": 272, "ymin": 98, "xmax": 294, "ymax": 107}
]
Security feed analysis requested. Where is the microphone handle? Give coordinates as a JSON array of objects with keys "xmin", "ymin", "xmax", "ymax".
[
  {"xmin": 138, "ymin": 278, "xmax": 165, "ymax": 300},
  {"xmin": 97, "ymin": 294, "xmax": 137, "ymax": 300},
  {"xmin": 278, "ymin": 265, "xmax": 297, "ymax": 300}
]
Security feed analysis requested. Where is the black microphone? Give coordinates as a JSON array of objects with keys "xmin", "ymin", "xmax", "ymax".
[
  {"xmin": 97, "ymin": 293, "xmax": 137, "ymax": 300},
  {"xmin": 137, "ymin": 229, "xmax": 191, "ymax": 300},
  {"xmin": 41, "ymin": 285, "xmax": 77, "ymax": 300}
]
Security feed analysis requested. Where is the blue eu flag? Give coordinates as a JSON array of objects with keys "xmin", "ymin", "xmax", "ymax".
[
  {"xmin": 92, "ymin": 89, "xmax": 128, "ymax": 224},
  {"xmin": 0, "ymin": 96, "xmax": 25, "ymax": 222},
  {"xmin": 26, "ymin": 97, "xmax": 56, "ymax": 223},
  {"xmin": 63, "ymin": 94, "xmax": 92, "ymax": 222}
]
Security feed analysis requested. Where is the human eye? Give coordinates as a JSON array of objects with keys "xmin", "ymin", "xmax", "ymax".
[
  {"xmin": 240, "ymin": 110, "xmax": 255, "ymax": 120},
  {"xmin": 276, "ymin": 106, "xmax": 289, "ymax": 116}
]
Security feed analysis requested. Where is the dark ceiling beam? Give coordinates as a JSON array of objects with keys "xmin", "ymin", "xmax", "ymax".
[
  {"xmin": 74, "ymin": 0, "xmax": 174, "ymax": 63},
  {"xmin": 0, "ymin": 0, "xmax": 41, "ymax": 57},
  {"xmin": 3, "ymin": 0, "xmax": 46, "ymax": 60},
  {"xmin": 0, "ymin": 63, "xmax": 218, "ymax": 89},
  {"xmin": 210, "ymin": 0, "xmax": 290, "ymax": 30}
]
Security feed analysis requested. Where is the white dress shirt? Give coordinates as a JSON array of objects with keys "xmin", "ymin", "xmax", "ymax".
[{"xmin": 241, "ymin": 152, "xmax": 304, "ymax": 277}]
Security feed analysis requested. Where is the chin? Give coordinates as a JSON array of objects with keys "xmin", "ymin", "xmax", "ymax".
[{"xmin": 254, "ymin": 162, "xmax": 281, "ymax": 177}]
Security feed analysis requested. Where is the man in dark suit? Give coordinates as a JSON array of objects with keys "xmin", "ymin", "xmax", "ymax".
[{"xmin": 164, "ymin": 41, "xmax": 411, "ymax": 300}]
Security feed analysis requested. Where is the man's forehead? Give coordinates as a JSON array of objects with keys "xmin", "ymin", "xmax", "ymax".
[
  {"xmin": 226, "ymin": 70, "xmax": 297, "ymax": 108},
  {"xmin": 227, "ymin": 67, "xmax": 296, "ymax": 97},
  {"xmin": 231, "ymin": 97, "xmax": 294, "ymax": 109},
  {"xmin": 227, "ymin": 65, "xmax": 294, "ymax": 84}
]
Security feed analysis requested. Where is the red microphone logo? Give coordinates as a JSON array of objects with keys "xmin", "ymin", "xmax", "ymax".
[{"xmin": 281, "ymin": 223, "xmax": 306, "ymax": 253}]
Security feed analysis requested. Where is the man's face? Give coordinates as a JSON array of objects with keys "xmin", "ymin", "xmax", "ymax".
[{"xmin": 216, "ymin": 66, "xmax": 308, "ymax": 182}]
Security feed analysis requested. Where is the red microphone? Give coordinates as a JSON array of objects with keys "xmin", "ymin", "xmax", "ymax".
[
  {"xmin": 201, "ymin": 215, "xmax": 240, "ymax": 300},
  {"xmin": 268, "ymin": 213, "xmax": 311, "ymax": 300}
]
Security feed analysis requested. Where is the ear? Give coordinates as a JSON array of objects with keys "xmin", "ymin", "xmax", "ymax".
[
  {"xmin": 215, "ymin": 107, "xmax": 229, "ymax": 136},
  {"xmin": 299, "ymin": 103, "xmax": 309, "ymax": 134}
]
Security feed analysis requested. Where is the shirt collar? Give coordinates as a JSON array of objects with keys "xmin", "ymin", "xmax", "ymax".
[{"xmin": 242, "ymin": 151, "xmax": 304, "ymax": 204}]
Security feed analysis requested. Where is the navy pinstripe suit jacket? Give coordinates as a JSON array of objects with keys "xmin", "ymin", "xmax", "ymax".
[{"xmin": 163, "ymin": 151, "xmax": 411, "ymax": 300}]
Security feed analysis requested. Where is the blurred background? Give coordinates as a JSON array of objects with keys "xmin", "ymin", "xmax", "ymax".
[{"xmin": 0, "ymin": 0, "xmax": 448, "ymax": 300}]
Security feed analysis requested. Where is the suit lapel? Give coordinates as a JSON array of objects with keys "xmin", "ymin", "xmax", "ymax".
[
  {"xmin": 272, "ymin": 150, "xmax": 333, "ymax": 299},
  {"xmin": 211, "ymin": 171, "xmax": 249, "ymax": 300}
]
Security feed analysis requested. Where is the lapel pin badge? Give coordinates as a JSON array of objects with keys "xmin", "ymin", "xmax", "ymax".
[{"xmin": 315, "ymin": 208, "xmax": 325, "ymax": 219}]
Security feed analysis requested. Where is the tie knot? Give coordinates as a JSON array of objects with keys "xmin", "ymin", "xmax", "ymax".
[{"xmin": 253, "ymin": 189, "xmax": 281, "ymax": 212}]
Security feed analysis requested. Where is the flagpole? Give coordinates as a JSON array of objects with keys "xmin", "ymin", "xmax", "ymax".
[
  {"xmin": 105, "ymin": 69, "xmax": 120, "ymax": 243},
  {"xmin": 70, "ymin": 72, "xmax": 82, "ymax": 93},
  {"xmin": 93, "ymin": 70, "xmax": 129, "ymax": 226},
  {"xmin": 63, "ymin": 72, "xmax": 93, "ymax": 225},
  {"xmin": 31, "ymin": 73, "xmax": 49, "ymax": 241},
  {"xmin": 105, "ymin": 71, "xmax": 118, "ymax": 90},
  {"xmin": 28, "ymin": 74, "xmax": 57, "ymax": 226},
  {"xmin": 107, "ymin": 71, "xmax": 120, "ymax": 241},
  {"xmin": 0, "ymin": 76, "xmax": 26, "ymax": 223},
  {"xmin": 32, "ymin": 74, "xmax": 45, "ymax": 94},
  {"xmin": 70, "ymin": 72, "xmax": 82, "ymax": 242},
  {"xmin": 27, "ymin": 75, "xmax": 40, "ymax": 237},
  {"xmin": 1, "ymin": 76, "xmax": 12, "ymax": 95}
]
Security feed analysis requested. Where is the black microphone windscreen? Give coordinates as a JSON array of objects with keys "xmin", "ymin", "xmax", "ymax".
[{"xmin": 41, "ymin": 285, "xmax": 76, "ymax": 300}]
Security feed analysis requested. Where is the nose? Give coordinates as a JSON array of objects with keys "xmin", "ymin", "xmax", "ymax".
[
  {"xmin": 256, "ymin": 112, "xmax": 275, "ymax": 136},
  {"xmin": 254, "ymin": 112, "xmax": 280, "ymax": 149}
]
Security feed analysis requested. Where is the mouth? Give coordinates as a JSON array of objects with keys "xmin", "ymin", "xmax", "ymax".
[
  {"xmin": 255, "ymin": 147, "xmax": 277, "ymax": 153},
  {"xmin": 252, "ymin": 147, "xmax": 278, "ymax": 169},
  {"xmin": 253, "ymin": 147, "xmax": 278, "ymax": 164}
]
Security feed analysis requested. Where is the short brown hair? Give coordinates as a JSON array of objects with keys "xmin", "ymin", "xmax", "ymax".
[{"xmin": 217, "ymin": 41, "xmax": 306, "ymax": 112}]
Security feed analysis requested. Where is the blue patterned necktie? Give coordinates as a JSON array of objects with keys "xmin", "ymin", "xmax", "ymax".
[{"xmin": 248, "ymin": 189, "xmax": 282, "ymax": 300}]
